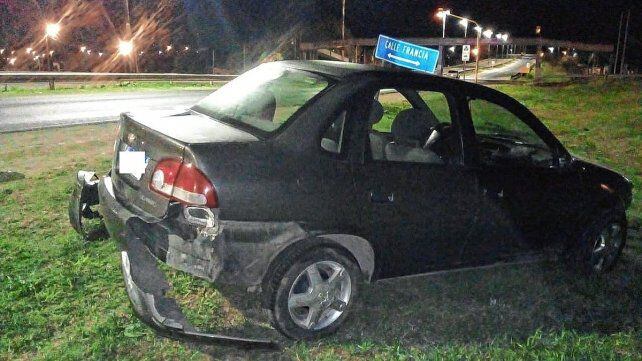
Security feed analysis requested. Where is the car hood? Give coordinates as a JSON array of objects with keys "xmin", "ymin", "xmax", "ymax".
[
  {"xmin": 127, "ymin": 110, "xmax": 259, "ymax": 144},
  {"xmin": 572, "ymin": 157, "xmax": 633, "ymax": 208}
]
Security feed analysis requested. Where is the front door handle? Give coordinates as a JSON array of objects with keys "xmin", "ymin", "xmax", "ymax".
[{"xmin": 370, "ymin": 191, "xmax": 394, "ymax": 204}]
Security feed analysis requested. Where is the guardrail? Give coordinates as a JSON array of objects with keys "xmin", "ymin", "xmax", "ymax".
[
  {"xmin": 1, "ymin": 70, "xmax": 638, "ymax": 90},
  {"xmin": 0, "ymin": 71, "xmax": 237, "ymax": 89}
]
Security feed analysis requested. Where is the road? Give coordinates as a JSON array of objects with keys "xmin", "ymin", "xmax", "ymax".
[
  {"xmin": 0, "ymin": 89, "xmax": 212, "ymax": 133},
  {"xmin": 477, "ymin": 57, "xmax": 534, "ymax": 80}
]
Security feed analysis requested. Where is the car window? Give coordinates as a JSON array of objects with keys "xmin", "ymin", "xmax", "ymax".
[
  {"xmin": 372, "ymin": 89, "xmax": 412, "ymax": 133},
  {"xmin": 321, "ymin": 111, "xmax": 347, "ymax": 154},
  {"xmin": 192, "ymin": 64, "xmax": 329, "ymax": 134},
  {"xmin": 369, "ymin": 89, "xmax": 457, "ymax": 165},
  {"xmin": 418, "ymin": 91, "xmax": 451, "ymax": 123},
  {"xmin": 469, "ymin": 98, "xmax": 554, "ymax": 167}
]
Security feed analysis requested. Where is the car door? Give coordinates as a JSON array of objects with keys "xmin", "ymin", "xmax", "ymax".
[
  {"xmin": 352, "ymin": 84, "xmax": 480, "ymax": 278},
  {"xmin": 461, "ymin": 92, "xmax": 582, "ymax": 262}
]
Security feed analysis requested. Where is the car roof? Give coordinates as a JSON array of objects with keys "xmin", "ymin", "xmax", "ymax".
[
  {"xmin": 278, "ymin": 60, "xmax": 412, "ymax": 79},
  {"xmin": 275, "ymin": 60, "xmax": 496, "ymax": 95}
]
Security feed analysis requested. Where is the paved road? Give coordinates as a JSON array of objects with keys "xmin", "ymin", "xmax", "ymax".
[
  {"xmin": 0, "ymin": 89, "xmax": 212, "ymax": 132},
  {"xmin": 477, "ymin": 57, "xmax": 534, "ymax": 80}
]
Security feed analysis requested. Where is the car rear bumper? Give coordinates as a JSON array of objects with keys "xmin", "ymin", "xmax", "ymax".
[{"xmin": 93, "ymin": 174, "xmax": 279, "ymax": 349}]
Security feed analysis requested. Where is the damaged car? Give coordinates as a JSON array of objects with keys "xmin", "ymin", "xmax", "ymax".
[{"xmin": 69, "ymin": 60, "xmax": 632, "ymax": 347}]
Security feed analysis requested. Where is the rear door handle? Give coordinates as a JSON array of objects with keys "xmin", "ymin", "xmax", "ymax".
[{"xmin": 370, "ymin": 191, "xmax": 394, "ymax": 204}]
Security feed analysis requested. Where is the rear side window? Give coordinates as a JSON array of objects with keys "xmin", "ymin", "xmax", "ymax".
[{"xmin": 193, "ymin": 64, "xmax": 330, "ymax": 134}]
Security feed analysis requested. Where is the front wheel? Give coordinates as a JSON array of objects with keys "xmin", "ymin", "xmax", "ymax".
[
  {"xmin": 267, "ymin": 247, "xmax": 360, "ymax": 339},
  {"xmin": 571, "ymin": 209, "xmax": 627, "ymax": 274}
]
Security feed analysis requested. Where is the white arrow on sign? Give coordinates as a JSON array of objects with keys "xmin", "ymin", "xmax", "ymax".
[{"xmin": 387, "ymin": 53, "xmax": 420, "ymax": 66}]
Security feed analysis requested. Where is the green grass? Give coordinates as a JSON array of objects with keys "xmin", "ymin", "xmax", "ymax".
[
  {"xmin": 0, "ymin": 80, "xmax": 641, "ymax": 360},
  {"xmin": 0, "ymin": 81, "xmax": 222, "ymax": 97}
]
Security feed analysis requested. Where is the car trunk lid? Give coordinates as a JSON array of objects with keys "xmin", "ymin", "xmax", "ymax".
[{"xmin": 111, "ymin": 111, "xmax": 258, "ymax": 219}]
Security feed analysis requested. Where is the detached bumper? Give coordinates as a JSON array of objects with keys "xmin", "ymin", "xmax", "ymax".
[{"xmin": 93, "ymin": 175, "xmax": 279, "ymax": 349}]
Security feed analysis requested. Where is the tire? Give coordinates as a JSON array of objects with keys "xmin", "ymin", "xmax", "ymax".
[
  {"xmin": 570, "ymin": 208, "xmax": 627, "ymax": 275},
  {"xmin": 266, "ymin": 247, "xmax": 360, "ymax": 340}
]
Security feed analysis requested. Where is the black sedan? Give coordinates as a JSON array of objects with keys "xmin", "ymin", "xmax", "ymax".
[{"xmin": 70, "ymin": 61, "xmax": 632, "ymax": 346}]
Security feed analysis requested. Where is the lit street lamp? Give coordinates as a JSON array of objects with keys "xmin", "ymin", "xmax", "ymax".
[
  {"xmin": 44, "ymin": 21, "xmax": 61, "ymax": 89},
  {"xmin": 459, "ymin": 18, "xmax": 469, "ymax": 80},
  {"xmin": 45, "ymin": 23, "xmax": 61, "ymax": 40},
  {"xmin": 118, "ymin": 39, "xmax": 134, "ymax": 56},
  {"xmin": 435, "ymin": 8, "xmax": 483, "ymax": 83}
]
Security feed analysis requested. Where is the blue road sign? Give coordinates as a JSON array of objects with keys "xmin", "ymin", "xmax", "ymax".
[{"xmin": 375, "ymin": 35, "xmax": 440, "ymax": 73}]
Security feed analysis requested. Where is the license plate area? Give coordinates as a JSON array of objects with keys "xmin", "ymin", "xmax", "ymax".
[{"xmin": 118, "ymin": 143, "xmax": 150, "ymax": 182}]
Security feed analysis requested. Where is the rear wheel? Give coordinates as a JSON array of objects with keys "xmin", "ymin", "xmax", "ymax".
[
  {"xmin": 267, "ymin": 248, "xmax": 360, "ymax": 339},
  {"xmin": 571, "ymin": 209, "xmax": 627, "ymax": 274}
]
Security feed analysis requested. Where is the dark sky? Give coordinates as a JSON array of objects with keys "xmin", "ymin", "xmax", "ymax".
[
  {"xmin": 345, "ymin": 0, "xmax": 639, "ymax": 44},
  {"xmin": 187, "ymin": 0, "xmax": 640, "ymax": 66}
]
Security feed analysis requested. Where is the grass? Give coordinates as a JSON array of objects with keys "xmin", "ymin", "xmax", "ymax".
[
  {"xmin": 0, "ymin": 80, "xmax": 641, "ymax": 360},
  {"xmin": 0, "ymin": 80, "xmax": 222, "ymax": 97}
]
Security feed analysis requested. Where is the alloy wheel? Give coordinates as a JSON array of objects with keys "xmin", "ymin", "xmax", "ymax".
[{"xmin": 287, "ymin": 260, "xmax": 352, "ymax": 330}]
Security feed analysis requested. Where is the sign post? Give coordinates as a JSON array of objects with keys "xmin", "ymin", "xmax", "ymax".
[
  {"xmin": 375, "ymin": 35, "xmax": 440, "ymax": 73},
  {"xmin": 461, "ymin": 44, "xmax": 470, "ymax": 80}
]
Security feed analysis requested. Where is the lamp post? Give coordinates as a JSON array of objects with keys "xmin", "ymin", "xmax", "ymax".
[
  {"xmin": 123, "ymin": 0, "xmax": 138, "ymax": 72},
  {"xmin": 459, "ymin": 18, "xmax": 468, "ymax": 80},
  {"xmin": 435, "ymin": 8, "xmax": 450, "ymax": 75},
  {"xmin": 435, "ymin": 9, "xmax": 483, "ymax": 83},
  {"xmin": 44, "ymin": 22, "xmax": 60, "ymax": 90}
]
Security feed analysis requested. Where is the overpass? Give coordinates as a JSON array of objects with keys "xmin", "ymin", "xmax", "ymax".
[{"xmin": 300, "ymin": 37, "xmax": 613, "ymax": 62}]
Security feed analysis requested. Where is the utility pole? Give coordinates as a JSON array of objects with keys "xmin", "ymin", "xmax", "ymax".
[
  {"xmin": 619, "ymin": 9, "xmax": 630, "ymax": 75},
  {"xmin": 613, "ymin": 11, "xmax": 624, "ymax": 74},
  {"xmin": 341, "ymin": 0, "xmax": 346, "ymax": 60}
]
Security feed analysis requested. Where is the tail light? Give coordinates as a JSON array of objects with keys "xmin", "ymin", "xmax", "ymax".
[{"xmin": 150, "ymin": 158, "xmax": 218, "ymax": 208}]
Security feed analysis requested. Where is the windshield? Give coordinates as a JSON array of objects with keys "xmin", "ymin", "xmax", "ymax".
[{"xmin": 192, "ymin": 64, "xmax": 330, "ymax": 134}]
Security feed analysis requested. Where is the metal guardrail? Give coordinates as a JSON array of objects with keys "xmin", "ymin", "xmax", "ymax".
[
  {"xmin": 0, "ymin": 71, "xmax": 637, "ymax": 89},
  {"xmin": 0, "ymin": 71, "xmax": 237, "ymax": 83}
]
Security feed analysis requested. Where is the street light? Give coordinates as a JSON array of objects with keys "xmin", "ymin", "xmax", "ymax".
[
  {"xmin": 118, "ymin": 39, "xmax": 134, "ymax": 56},
  {"xmin": 435, "ymin": 7, "xmax": 450, "ymax": 75},
  {"xmin": 459, "ymin": 18, "xmax": 469, "ymax": 31},
  {"xmin": 435, "ymin": 8, "xmax": 483, "ymax": 83},
  {"xmin": 80, "ymin": 46, "xmax": 87, "ymax": 53},
  {"xmin": 458, "ymin": 18, "xmax": 469, "ymax": 80},
  {"xmin": 9, "ymin": 57, "xmax": 16, "ymax": 65},
  {"xmin": 45, "ymin": 23, "xmax": 61, "ymax": 40},
  {"xmin": 483, "ymin": 29, "xmax": 493, "ymax": 39}
]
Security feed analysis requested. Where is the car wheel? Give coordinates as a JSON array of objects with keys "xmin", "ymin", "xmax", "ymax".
[
  {"xmin": 572, "ymin": 209, "xmax": 627, "ymax": 274},
  {"xmin": 267, "ymin": 247, "xmax": 360, "ymax": 339}
]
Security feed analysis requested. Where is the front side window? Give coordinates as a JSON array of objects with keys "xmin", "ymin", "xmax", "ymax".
[
  {"xmin": 469, "ymin": 98, "xmax": 554, "ymax": 167},
  {"xmin": 192, "ymin": 64, "xmax": 329, "ymax": 134},
  {"xmin": 369, "ymin": 89, "xmax": 457, "ymax": 165}
]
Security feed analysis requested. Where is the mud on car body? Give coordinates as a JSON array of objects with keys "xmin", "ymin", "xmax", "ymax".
[{"xmin": 69, "ymin": 61, "xmax": 633, "ymax": 347}]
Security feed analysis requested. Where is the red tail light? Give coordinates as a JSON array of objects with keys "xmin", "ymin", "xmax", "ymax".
[{"xmin": 150, "ymin": 158, "xmax": 218, "ymax": 208}]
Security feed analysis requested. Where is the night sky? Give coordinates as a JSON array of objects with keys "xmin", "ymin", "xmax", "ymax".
[{"xmin": 197, "ymin": 0, "xmax": 640, "ymax": 66}]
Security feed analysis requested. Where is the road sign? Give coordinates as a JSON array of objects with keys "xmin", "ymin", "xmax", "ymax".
[
  {"xmin": 462, "ymin": 45, "xmax": 471, "ymax": 62},
  {"xmin": 375, "ymin": 35, "xmax": 440, "ymax": 73}
]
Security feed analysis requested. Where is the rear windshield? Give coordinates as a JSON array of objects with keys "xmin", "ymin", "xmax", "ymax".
[{"xmin": 192, "ymin": 64, "xmax": 330, "ymax": 134}]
